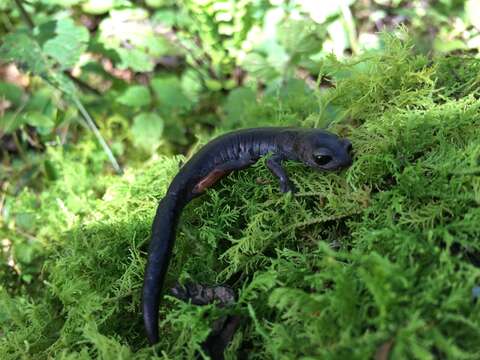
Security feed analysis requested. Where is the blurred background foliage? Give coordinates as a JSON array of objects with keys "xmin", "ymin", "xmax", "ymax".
[
  {"xmin": 1, "ymin": 0, "xmax": 480, "ymax": 354},
  {"xmin": 1, "ymin": 0, "xmax": 480, "ymax": 173}
]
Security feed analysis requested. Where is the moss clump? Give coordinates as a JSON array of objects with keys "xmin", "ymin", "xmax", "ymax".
[{"xmin": 2, "ymin": 36, "xmax": 480, "ymax": 359}]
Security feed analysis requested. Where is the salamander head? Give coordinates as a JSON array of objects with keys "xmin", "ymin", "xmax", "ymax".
[{"xmin": 295, "ymin": 129, "xmax": 353, "ymax": 171}]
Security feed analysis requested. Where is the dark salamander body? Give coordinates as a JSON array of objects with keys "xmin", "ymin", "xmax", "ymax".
[{"xmin": 143, "ymin": 127, "xmax": 353, "ymax": 344}]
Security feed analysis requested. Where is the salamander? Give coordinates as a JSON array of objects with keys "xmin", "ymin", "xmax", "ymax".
[{"xmin": 142, "ymin": 127, "xmax": 353, "ymax": 345}]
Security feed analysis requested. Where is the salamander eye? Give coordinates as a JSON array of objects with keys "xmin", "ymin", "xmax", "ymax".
[{"xmin": 314, "ymin": 154, "xmax": 333, "ymax": 166}]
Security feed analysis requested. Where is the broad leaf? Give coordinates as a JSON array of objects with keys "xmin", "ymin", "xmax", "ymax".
[
  {"xmin": 39, "ymin": 0, "xmax": 82, "ymax": 5},
  {"xmin": 98, "ymin": 9, "xmax": 179, "ymax": 72},
  {"xmin": 0, "ymin": 113, "xmax": 24, "ymax": 133},
  {"xmin": 117, "ymin": 85, "xmax": 151, "ymax": 107},
  {"xmin": 0, "ymin": 81, "xmax": 24, "ymax": 106},
  {"xmin": 82, "ymin": 0, "xmax": 115, "ymax": 14},
  {"xmin": 131, "ymin": 112, "xmax": 164, "ymax": 152},
  {"xmin": 278, "ymin": 19, "xmax": 326, "ymax": 55},
  {"xmin": 0, "ymin": 30, "xmax": 77, "ymax": 96},
  {"xmin": 151, "ymin": 75, "xmax": 192, "ymax": 111},
  {"xmin": 42, "ymin": 18, "xmax": 89, "ymax": 70},
  {"xmin": 224, "ymin": 87, "xmax": 256, "ymax": 124},
  {"xmin": 0, "ymin": 32, "xmax": 47, "ymax": 75},
  {"xmin": 23, "ymin": 111, "xmax": 55, "ymax": 128},
  {"xmin": 116, "ymin": 48, "xmax": 154, "ymax": 72}
]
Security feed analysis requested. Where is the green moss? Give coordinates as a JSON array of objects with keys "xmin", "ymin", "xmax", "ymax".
[{"xmin": 2, "ymin": 35, "xmax": 480, "ymax": 359}]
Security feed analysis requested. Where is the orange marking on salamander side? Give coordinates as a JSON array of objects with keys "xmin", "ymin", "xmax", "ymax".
[{"xmin": 193, "ymin": 169, "xmax": 231, "ymax": 194}]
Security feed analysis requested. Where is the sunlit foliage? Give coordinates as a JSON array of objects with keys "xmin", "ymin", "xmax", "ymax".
[{"xmin": 1, "ymin": 33, "xmax": 480, "ymax": 358}]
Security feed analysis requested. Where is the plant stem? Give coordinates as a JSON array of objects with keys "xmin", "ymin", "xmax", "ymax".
[
  {"xmin": 13, "ymin": 0, "xmax": 34, "ymax": 30},
  {"xmin": 340, "ymin": 4, "xmax": 359, "ymax": 55},
  {"xmin": 68, "ymin": 74, "xmax": 101, "ymax": 96},
  {"xmin": 13, "ymin": 0, "xmax": 122, "ymax": 174},
  {"xmin": 12, "ymin": 131, "xmax": 26, "ymax": 160},
  {"xmin": 72, "ymin": 95, "xmax": 123, "ymax": 174}
]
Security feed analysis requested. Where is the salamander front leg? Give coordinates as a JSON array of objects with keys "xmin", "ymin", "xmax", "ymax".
[{"xmin": 266, "ymin": 154, "xmax": 295, "ymax": 193}]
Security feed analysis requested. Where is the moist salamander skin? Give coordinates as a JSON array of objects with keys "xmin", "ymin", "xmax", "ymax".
[{"xmin": 142, "ymin": 127, "xmax": 353, "ymax": 345}]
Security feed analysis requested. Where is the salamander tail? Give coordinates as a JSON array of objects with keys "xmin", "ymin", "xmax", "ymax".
[{"xmin": 142, "ymin": 193, "xmax": 184, "ymax": 345}]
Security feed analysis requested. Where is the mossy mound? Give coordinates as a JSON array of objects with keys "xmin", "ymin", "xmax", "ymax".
[{"xmin": 2, "ymin": 36, "xmax": 480, "ymax": 359}]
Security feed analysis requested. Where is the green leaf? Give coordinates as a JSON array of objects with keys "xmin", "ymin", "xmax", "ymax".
[
  {"xmin": 23, "ymin": 89, "xmax": 61, "ymax": 130},
  {"xmin": 146, "ymin": 0, "xmax": 175, "ymax": 8},
  {"xmin": 44, "ymin": 159, "xmax": 59, "ymax": 181},
  {"xmin": 241, "ymin": 53, "xmax": 279, "ymax": 80},
  {"xmin": 25, "ymin": 89, "xmax": 54, "ymax": 112},
  {"xmin": 97, "ymin": 9, "xmax": 178, "ymax": 72},
  {"xmin": 181, "ymin": 70, "xmax": 202, "ymax": 102},
  {"xmin": 278, "ymin": 19, "xmax": 326, "ymax": 55},
  {"xmin": 144, "ymin": 35, "xmax": 178, "ymax": 57},
  {"xmin": 42, "ymin": 18, "xmax": 89, "ymax": 70},
  {"xmin": 131, "ymin": 112, "xmax": 164, "ymax": 151},
  {"xmin": 117, "ymin": 85, "xmax": 151, "ymax": 107},
  {"xmin": 152, "ymin": 9, "xmax": 177, "ymax": 26},
  {"xmin": 151, "ymin": 75, "xmax": 192, "ymax": 111},
  {"xmin": 0, "ymin": 81, "xmax": 24, "ymax": 106},
  {"xmin": 278, "ymin": 79, "xmax": 310, "ymax": 99},
  {"xmin": 224, "ymin": 87, "xmax": 256, "ymax": 124},
  {"xmin": 204, "ymin": 79, "xmax": 223, "ymax": 91},
  {"xmin": 39, "ymin": 0, "xmax": 82, "ymax": 5},
  {"xmin": 81, "ymin": 0, "xmax": 115, "ymax": 14},
  {"xmin": 0, "ymin": 31, "xmax": 77, "ymax": 95},
  {"xmin": 14, "ymin": 242, "xmax": 35, "ymax": 264},
  {"xmin": 434, "ymin": 38, "xmax": 467, "ymax": 53},
  {"xmin": 23, "ymin": 111, "xmax": 55, "ymax": 128},
  {"xmin": 0, "ymin": 32, "xmax": 47, "ymax": 75},
  {"xmin": 0, "ymin": 112, "xmax": 24, "ymax": 133},
  {"xmin": 117, "ymin": 48, "xmax": 154, "ymax": 72},
  {"xmin": 14, "ymin": 212, "xmax": 35, "ymax": 229}
]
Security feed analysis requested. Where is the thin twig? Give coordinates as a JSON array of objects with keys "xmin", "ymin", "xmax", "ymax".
[
  {"xmin": 72, "ymin": 95, "xmax": 123, "ymax": 174},
  {"xmin": 66, "ymin": 72, "xmax": 101, "ymax": 96},
  {"xmin": 12, "ymin": 132, "xmax": 26, "ymax": 160},
  {"xmin": 340, "ymin": 4, "xmax": 359, "ymax": 55},
  {"xmin": 12, "ymin": 0, "xmax": 122, "ymax": 174}
]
